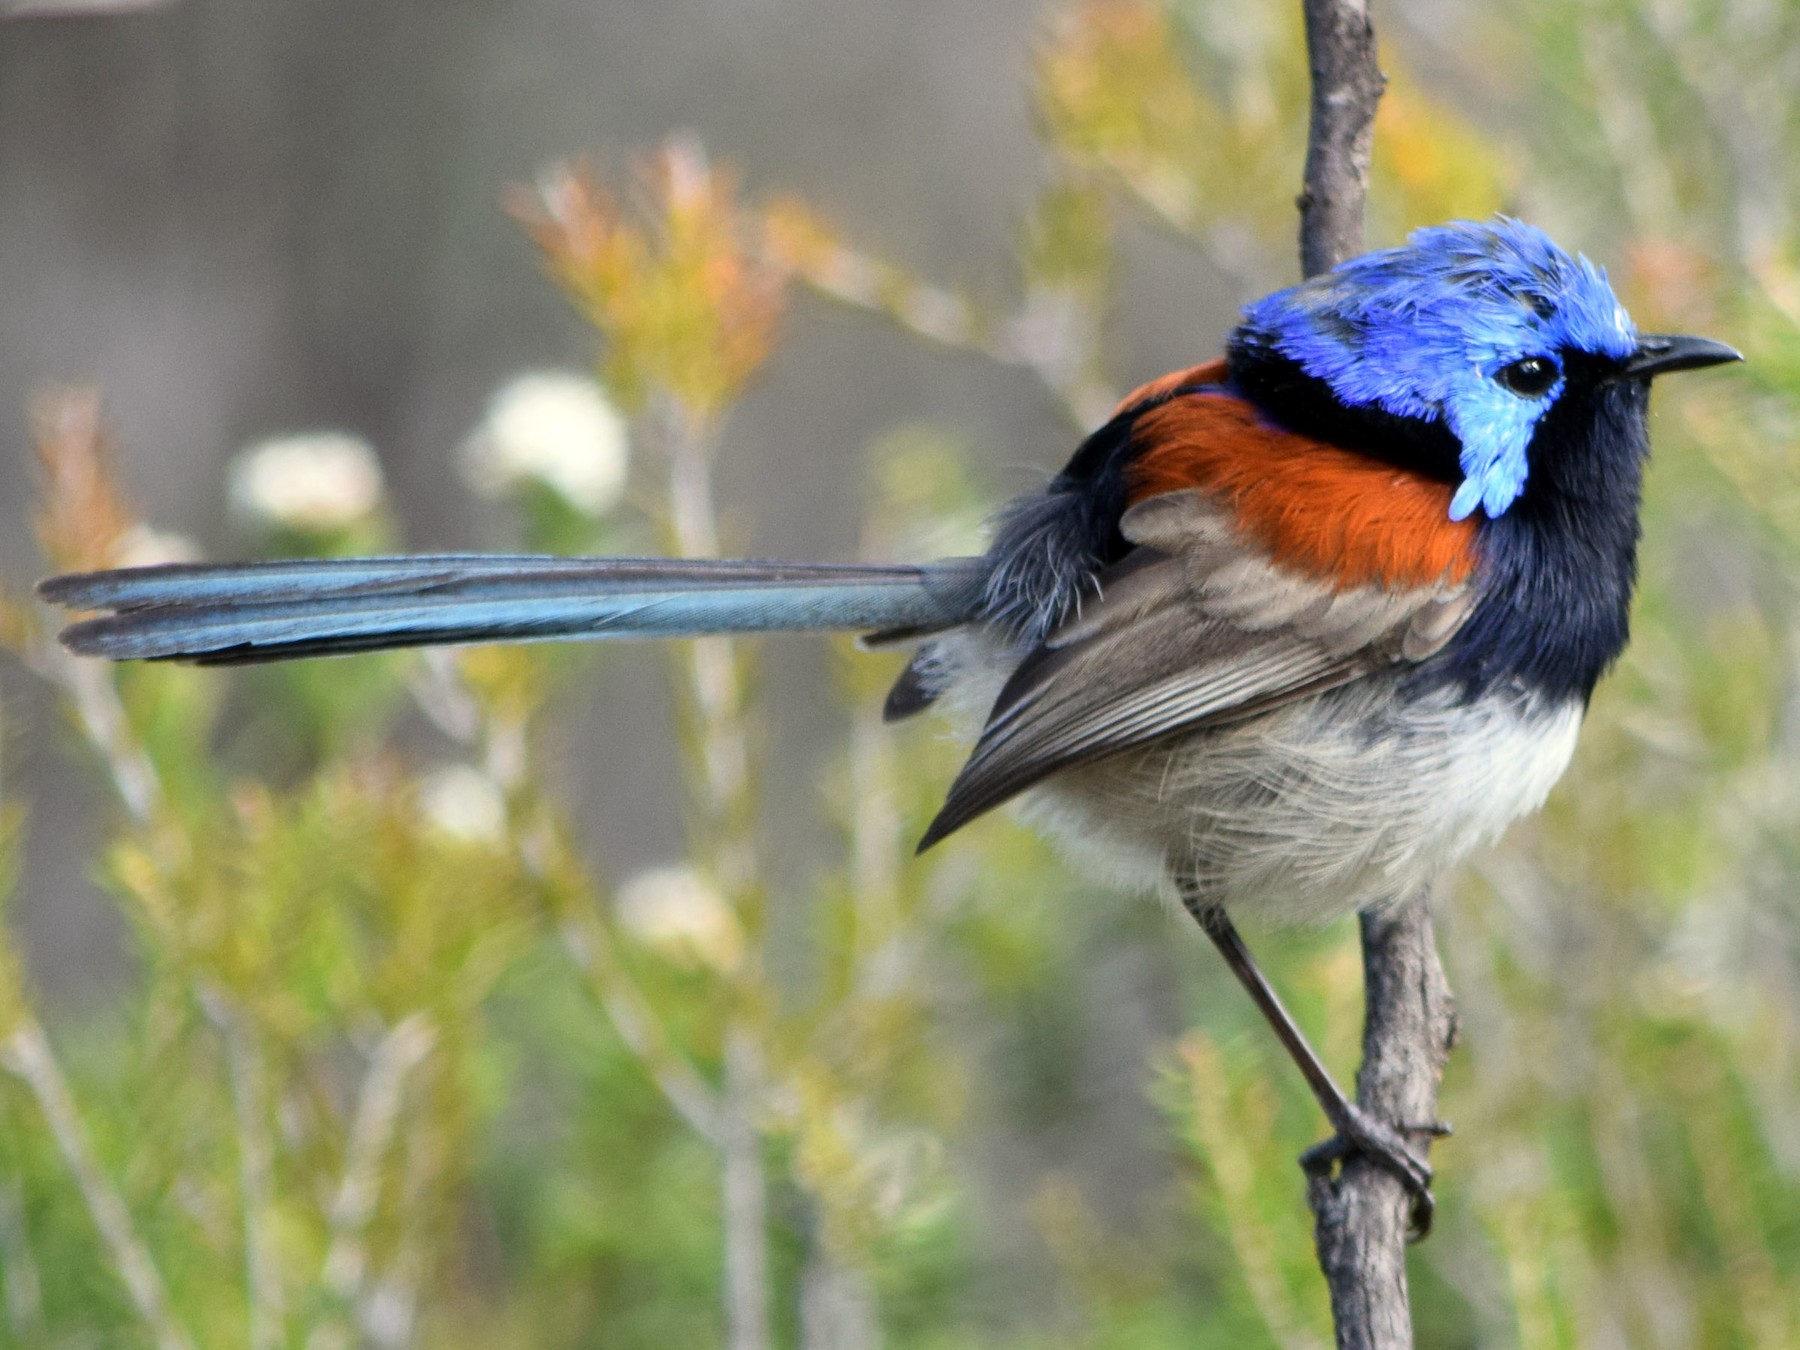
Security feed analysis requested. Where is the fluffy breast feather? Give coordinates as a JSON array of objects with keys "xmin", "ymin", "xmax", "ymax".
[{"xmin": 1018, "ymin": 678, "xmax": 1585, "ymax": 923}]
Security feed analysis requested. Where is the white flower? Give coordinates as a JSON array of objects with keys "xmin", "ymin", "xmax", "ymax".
[
  {"xmin": 228, "ymin": 432, "xmax": 384, "ymax": 531},
  {"xmin": 462, "ymin": 371, "xmax": 629, "ymax": 517},
  {"xmin": 615, "ymin": 864, "xmax": 742, "ymax": 973},
  {"xmin": 115, "ymin": 524, "xmax": 201, "ymax": 568},
  {"xmin": 418, "ymin": 765, "xmax": 507, "ymax": 843}
]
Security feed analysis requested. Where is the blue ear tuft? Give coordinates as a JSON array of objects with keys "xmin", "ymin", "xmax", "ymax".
[
  {"xmin": 1238, "ymin": 218, "xmax": 1636, "ymax": 520},
  {"xmin": 1448, "ymin": 479, "xmax": 1483, "ymax": 522}
]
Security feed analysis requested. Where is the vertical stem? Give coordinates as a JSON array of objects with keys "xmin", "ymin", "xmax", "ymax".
[
  {"xmin": 721, "ymin": 1026, "xmax": 771, "ymax": 1350},
  {"xmin": 1297, "ymin": 0, "xmax": 1385, "ymax": 281},
  {"xmin": 654, "ymin": 394, "xmax": 772, "ymax": 1350},
  {"xmin": 660, "ymin": 400, "xmax": 760, "ymax": 907},
  {"xmin": 203, "ymin": 995, "xmax": 284, "ymax": 1350},
  {"xmin": 308, "ymin": 1014, "xmax": 436, "ymax": 1350},
  {"xmin": 361, "ymin": 1098, "xmax": 440, "ymax": 1350},
  {"xmin": 45, "ymin": 650, "xmax": 162, "ymax": 826},
  {"xmin": 847, "ymin": 681, "xmax": 902, "ymax": 994},
  {"xmin": 1293, "ymin": 3, "xmax": 1459, "ymax": 1347},
  {"xmin": 800, "ymin": 1249, "xmax": 881, "ymax": 1350},
  {"xmin": 1305, "ymin": 901, "xmax": 1457, "ymax": 1349},
  {"xmin": 0, "ymin": 1169, "xmax": 44, "ymax": 1338}
]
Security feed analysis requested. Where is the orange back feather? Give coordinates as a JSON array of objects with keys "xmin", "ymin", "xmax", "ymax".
[
  {"xmin": 1111, "ymin": 359, "xmax": 1230, "ymax": 414},
  {"xmin": 1126, "ymin": 391, "xmax": 1476, "ymax": 589}
]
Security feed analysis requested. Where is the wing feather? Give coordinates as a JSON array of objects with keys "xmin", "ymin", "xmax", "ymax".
[{"xmin": 919, "ymin": 489, "xmax": 1474, "ymax": 848}]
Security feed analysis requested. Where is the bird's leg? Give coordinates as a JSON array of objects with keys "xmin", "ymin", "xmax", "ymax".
[{"xmin": 1180, "ymin": 892, "xmax": 1444, "ymax": 1239}]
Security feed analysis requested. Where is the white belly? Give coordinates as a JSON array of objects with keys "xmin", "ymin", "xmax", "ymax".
[{"xmin": 989, "ymin": 672, "xmax": 1584, "ymax": 926}]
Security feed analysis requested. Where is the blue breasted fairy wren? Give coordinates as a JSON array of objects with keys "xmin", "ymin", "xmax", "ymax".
[{"xmin": 39, "ymin": 218, "xmax": 1741, "ymax": 1230}]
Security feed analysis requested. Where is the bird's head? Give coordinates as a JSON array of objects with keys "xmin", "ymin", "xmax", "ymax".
[{"xmin": 1230, "ymin": 217, "xmax": 1740, "ymax": 521}]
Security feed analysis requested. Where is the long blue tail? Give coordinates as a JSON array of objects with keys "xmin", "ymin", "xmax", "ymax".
[{"xmin": 39, "ymin": 554, "xmax": 986, "ymax": 664}]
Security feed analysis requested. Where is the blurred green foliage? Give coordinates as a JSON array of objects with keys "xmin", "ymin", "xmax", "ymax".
[{"xmin": 2, "ymin": 1, "xmax": 1799, "ymax": 1345}]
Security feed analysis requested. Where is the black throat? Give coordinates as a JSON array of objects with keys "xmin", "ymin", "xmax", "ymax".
[{"xmin": 1427, "ymin": 375, "xmax": 1650, "ymax": 705}]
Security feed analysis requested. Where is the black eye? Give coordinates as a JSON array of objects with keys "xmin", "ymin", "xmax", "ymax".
[{"xmin": 1496, "ymin": 356, "xmax": 1560, "ymax": 398}]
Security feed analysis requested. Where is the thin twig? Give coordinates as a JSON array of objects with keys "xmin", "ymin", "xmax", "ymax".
[
  {"xmin": 1305, "ymin": 902, "xmax": 1457, "ymax": 1349},
  {"xmin": 782, "ymin": 238, "xmax": 1117, "ymax": 427},
  {"xmin": 0, "ymin": 1170, "xmax": 44, "ymax": 1338},
  {"xmin": 1297, "ymin": 0, "xmax": 1385, "ymax": 281},
  {"xmin": 33, "ymin": 645, "xmax": 162, "ymax": 826},
  {"xmin": 358, "ymin": 1101, "xmax": 439, "ymax": 1350},
  {"xmin": 14, "ymin": 622, "xmax": 199, "ymax": 1341},
  {"xmin": 0, "ymin": 1021, "xmax": 194, "ymax": 1350},
  {"xmin": 554, "ymin": 904, "xmax": 724, "ymax": 1144},
  {"xmin": 651, "ymin": 392, "xmax": 773, "ymax": 1350},
  {"xmin": 799, "ymin": 1241, "xmax": 881, "ymax": 1350},
  {"xmin": 721, "ymin": 1026, "xmax": 771, "ymax": 1350},
  {"xmin": 1293, "ymin": 3, "xmax": 1459, "ymax": 1347},
  {"xmin": 308, "ymin": 1012, "xmax": 437, "ymax": 1350},
  {"xmin": 403, "ymin": 653, "xmax": 726, "ymax": 1144},
  {"xmin": 201, "ymin": 992, "xmax": 284, "ymax": 1350}
]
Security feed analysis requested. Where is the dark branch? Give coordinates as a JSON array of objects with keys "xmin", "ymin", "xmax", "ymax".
[
  {"xmin": 1297, "ymin": 0, "xmax": 1386, "ymax": 279},
  {"xmin": 1306, "ymin": 902, "xmax": 1458, "ymax": 1348},
  {"xmin": 1292, "ymin": 4, "xmax": 1460, "ymax": 1347}
]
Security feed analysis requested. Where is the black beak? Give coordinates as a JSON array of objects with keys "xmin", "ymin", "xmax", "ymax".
[{"xmin": 1623, "ymin": 333, "xmax": 1743, "ymax": 380}]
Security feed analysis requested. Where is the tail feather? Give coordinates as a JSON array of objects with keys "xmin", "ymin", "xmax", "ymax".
[{"xmin": 39, "ymin": 555, "xmax": 985, "ymax": 664}]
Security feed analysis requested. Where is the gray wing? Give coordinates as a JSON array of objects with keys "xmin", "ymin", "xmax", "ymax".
[{"xmin": 918, "ymin": 490, "xmax": 1475, "ymax": 848}]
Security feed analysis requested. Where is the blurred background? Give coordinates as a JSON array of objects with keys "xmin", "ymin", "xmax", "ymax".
[
  {"xmin": 1, "ymin": 0, "xmax": 1798, "ymax": 1346},
  {"xmin": 0, "ymin": 0, "xmax": 1101, "ymax": 1002}
]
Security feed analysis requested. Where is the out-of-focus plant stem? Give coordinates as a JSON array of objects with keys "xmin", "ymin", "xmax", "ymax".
[
  {"xmin": 0, "ymin": 1176, "xmax": 41, "ymax": 1339},
  {"xmin": 800, "ymin": 1247, "xmax": 880, "ymax": 1350},
  {"xmin": 308, "ymin": 1012, "xmax": 437, "ymax": 1350},
  {"xmin": 722, "ymin": 1026, "xmax": 771, "ymax": 1350},
  {"xmin": 1633, "ymin": 0, "xmax": 1789, "ymax": 266},
  {"xmin": 408, "ymin": 654, "xmax": 730, "ymax": 1144},
  {"xmin": 650, "ymin": 390, "xmax": 773, "ymax": 1350},
  {"xmin": 366, "ymin": 1098, "xmax": 437, "ymax": 1350},
  {"xmin": 9, "ymin": 417, "xmax": 197, "ymax": 1340},
  {"xmin": 22, "ymin": 403, "xmax": 453, "ymax": 1346},
  {"xmin": 552, "ymin": 898, "xmax": 726, "ymax": 1141},
  {"xmin": 30, "ymin": 646, "xmax": 161, "ymax": 826},
  {"xmin": 1574, "ymin": 12, "xmax": 1678, "ymax": 239},
  {"xmin": 777, "ymin": 233, "xmax": 1117, "ymax": 428},
  {"xmin": 201, "ymin": 992, "xmax": 284, "ymax": 1350},
  {"xmin": 848, "ymin": 685, "xmax": 905, "ymax": 1000},
  {"xmin": 655, "ymin": 396, "xmax": 760, "ymax": 909},
  {"xmin": 0, "ymin": 1020, "xmax": 193, "ymax": 1350}
]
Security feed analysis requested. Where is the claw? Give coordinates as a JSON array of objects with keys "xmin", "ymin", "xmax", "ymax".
[
  {"xmin": 1186, "ymin": 907, "xmax": 1446, "ymax": 1241},
  {"xmin": 1301, "ymin": 1102, "xmax": 1438, "ymax": 1241}
]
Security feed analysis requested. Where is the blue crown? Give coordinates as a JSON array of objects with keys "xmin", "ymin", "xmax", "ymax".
[{"xmin": 1239, "ymin": 218, "xmax": 1638, "ymax": 520}]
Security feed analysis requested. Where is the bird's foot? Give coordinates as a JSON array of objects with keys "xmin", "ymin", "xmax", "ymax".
[{"xmin": 1300, "ymin": 1105, "xmax": 1448, "ymax": 1241}]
